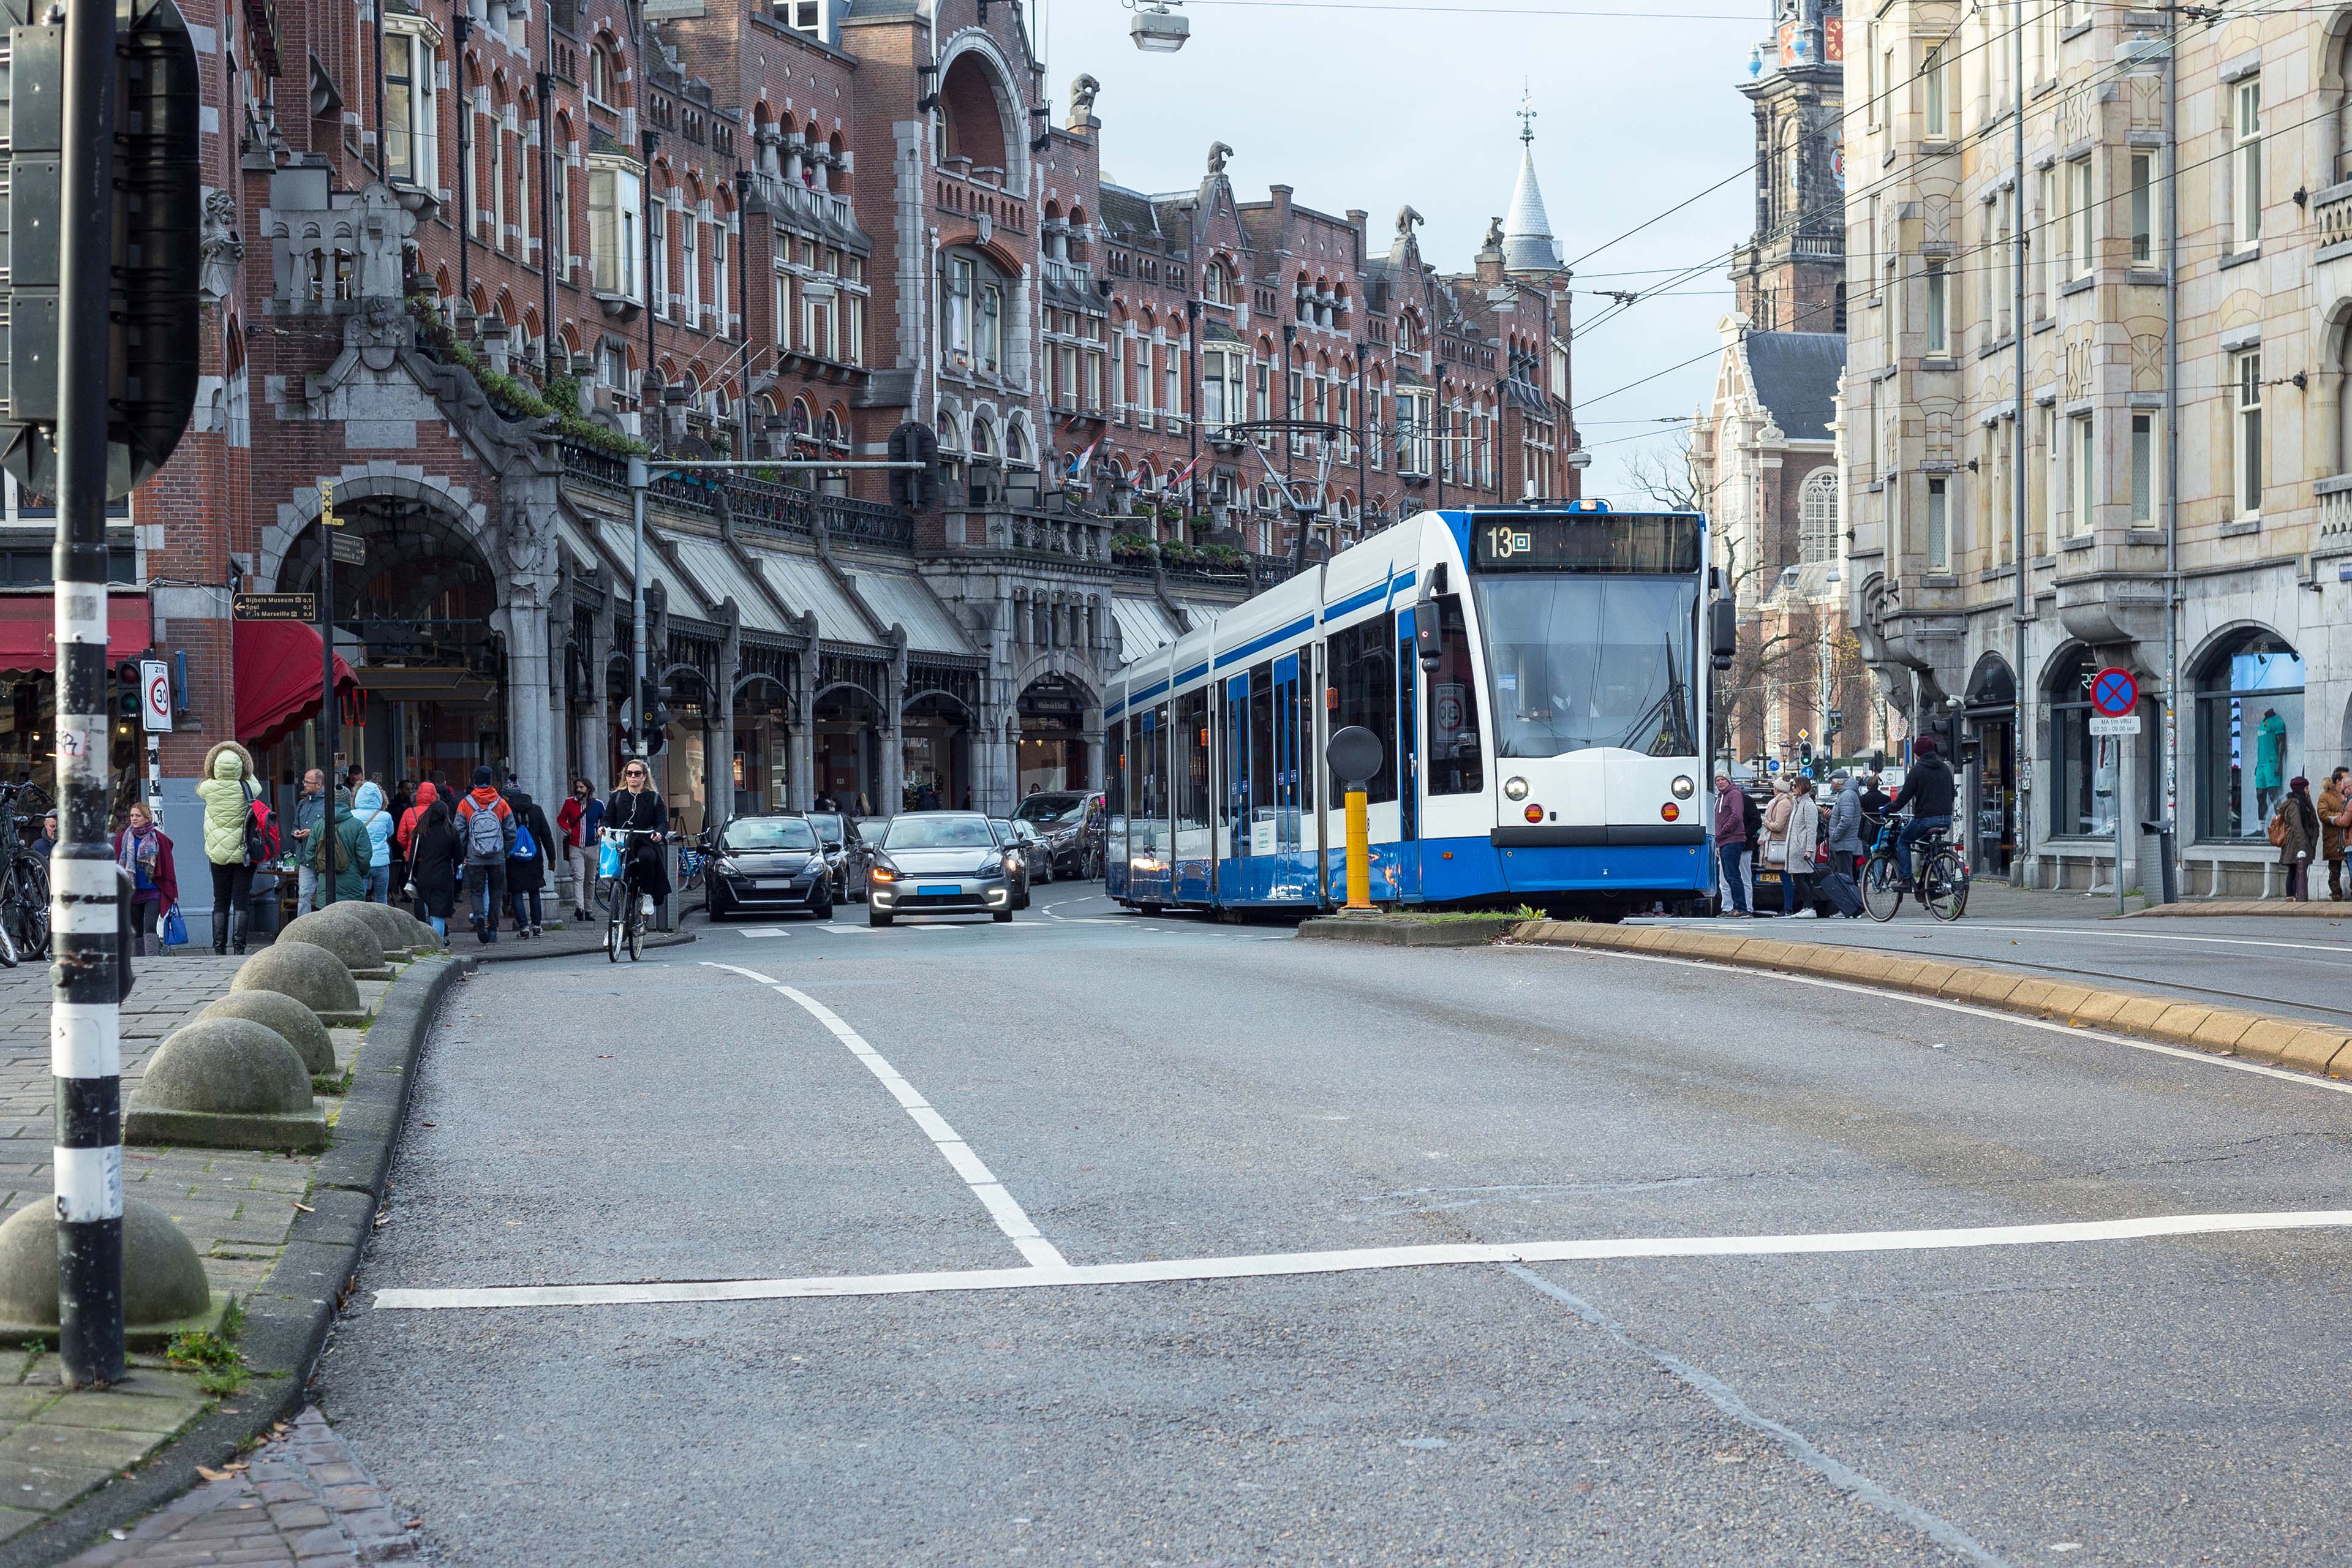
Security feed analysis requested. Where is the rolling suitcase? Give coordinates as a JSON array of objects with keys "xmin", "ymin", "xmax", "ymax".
[{"xmin": 1817, "ymin": 867, "xmax": 1865, "ymax": 919}]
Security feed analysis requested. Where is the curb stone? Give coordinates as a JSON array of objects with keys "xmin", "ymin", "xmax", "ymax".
[
  {"xmin": 1297, "ymin": 916, "xmax": 1523, "ymax": 948},
  {"xmin": 0, "ymin": 953, "xmax": 475, "ymax": 1568},
  {"xmin": 2133, "ymin": 900, "xmax": 2352, "ymax": 919},
  {"xmin": 1509, "ymin": 920, "xmax": 2352, "ymax": 1081}
]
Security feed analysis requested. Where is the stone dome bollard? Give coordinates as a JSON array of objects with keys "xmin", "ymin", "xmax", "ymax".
[
  {"xmin": 124, "ymin": 1017, "xmax": 326, "ymax": 1152},
  {"xmin": 230, "ymin": 942, "xmax": 364, "ymax": 1027},
  {"xmin": 339, "ymin": 900, "xmax": 421, "ymax": 959},
  {"xmin": 0, "ymin": 1199, "xmax": 219, "ymax": 1346},
  {"xmin": 197, "ymin": 989, "xmax": 337, "ymax": 1078},
  {"xmin": 276, "ymin": 908, "xmax": 390, "ymax": 978}
]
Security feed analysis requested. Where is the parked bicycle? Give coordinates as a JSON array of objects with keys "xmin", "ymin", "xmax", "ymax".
[
  {"xmin": 0, "ymin": 782, "xmax": 54, "ymax": 967},
  {"xmin": 676, "ymin": 834, "xmax": 712, "ymax": 892},
  {"xmin": 1860, "ymin": 819, "xmax": 1969, "ymax": 923}
]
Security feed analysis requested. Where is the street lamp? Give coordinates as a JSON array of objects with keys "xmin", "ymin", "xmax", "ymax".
[{"xmin": 1130, "ymin": 0, "xmax": 1189, "ymax": 51}]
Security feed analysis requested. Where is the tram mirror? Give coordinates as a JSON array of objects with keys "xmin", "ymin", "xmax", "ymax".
[
  {"xmin": 1413, "ymin": 599, "xmax": 1444, "ymax": 673},
  {"xmin": 1708, "ymin": 598, "xmax": 1738, "ymax": 667},
  {"xmin": 1325, "ymin": 725, "xmax": 1384, "ymax": 791}
]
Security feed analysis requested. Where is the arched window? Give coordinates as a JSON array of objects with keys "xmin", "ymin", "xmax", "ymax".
[
  {"xmin": 2334, "ymin": 27, "xmax": 2352, "ymax": 183},
  {"xmin": 937, "ymin": 52, "xmax": 1014, "ymax": 172},
  {"xmin": 937, "ymin": 247, "xmax": 1008, "ymax": 377},
  {"xmin": 1798, "ymin": 470, "xmax": 1839, "ymax": 564},
  {"xmin": 970, "ymin": 414, "xmax": 997, "ymax": 463},
  {"xmin": 2334, "ymin": 310, "xmax": 2352, "ymax": 475},
  {"xmin": 2044, "ymin": 646, "xmax": 2114, "ymax": 840},
  {"xmin": 1200, "ymin": 260, "xmax": 1229, "ymax": 305},
  {"xmin": 1005, "ymin": 413, "xmax": 1033, "ymax": 468},
  {"xmin": 588, "ymin": 43, "xmax": 614, "ymax": 105},
  {"xmin": 2194, "ymin": 628, "xmax": 2305, "ymax": 840}
]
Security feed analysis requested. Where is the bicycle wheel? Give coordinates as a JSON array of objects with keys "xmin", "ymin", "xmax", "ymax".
[
  {"xmin": 627, "ymin": 907, "xmax": 643, "ymax": 961},
  {"xmin": 606, "ymin": 892, "xmax": 625, "ymax": 963},
  {"xmin": 1860, "ymin": 851, "xmax": 1905, "ymax": 922},
  {"xmin": 15, "ymin": 858, "xmax": 48, "ymax": 959},
  {"xmin": 1923, "ymin": 848, "xmax": 1970, "ymax": 922}
]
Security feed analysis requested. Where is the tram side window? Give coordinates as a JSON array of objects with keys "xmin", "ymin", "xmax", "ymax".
[
  {"xmin": 1147, "ymin": 704, "xmax": 1170, "ymax": 828},
  {"xmin": 1248, "ymin": 662, "xmax": 1275, "ymax": 832},
  {"xmin": 1296, "ymin": 666, "xmax": 1316, "ymax": 816},
  {"xmin": 1177, "ymin": 688, "xmax": 1209, "ymax": 846},
  {"xmin": 1424, "ymin": 595, "xmax": 1485, "ymax": 796},
  {"xmin": 1328, "ymin": 614, "xmax": 1398, "ymax": 805}
]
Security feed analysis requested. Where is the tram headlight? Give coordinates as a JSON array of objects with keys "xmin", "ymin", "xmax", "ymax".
[
  {"xmin": 1670, "ymin": 775, "xmax": 1695, "ymax": 800},
  {"xmin": 1503, "ymin": 776, "xmax": 1529, "ymax": 801}
]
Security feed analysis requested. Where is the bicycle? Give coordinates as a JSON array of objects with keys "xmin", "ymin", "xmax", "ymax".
[
  {"xmin": 676, "ymin": 835, "xmax": 712, "ymax": 893},
  {"xmin": 1860, "ymin": 820, "xmax": 1969, "ymax": 923},
  {"xmin": 0, "ymin": 782, "xmax": 55, "ymax": 967},
  {"xmin": 601, "ymin": 826, "xmax": 664, "ymax": 963}
]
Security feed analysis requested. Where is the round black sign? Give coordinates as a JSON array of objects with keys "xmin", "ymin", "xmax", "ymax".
[{"xmin": 1325, "ymin": 725, "xmax": 1384, "ymax": 789}]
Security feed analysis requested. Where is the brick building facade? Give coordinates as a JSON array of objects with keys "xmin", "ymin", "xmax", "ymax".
[{"xmin": 95, "ymin": 0, "xmax": 1578, "ymax": 913}]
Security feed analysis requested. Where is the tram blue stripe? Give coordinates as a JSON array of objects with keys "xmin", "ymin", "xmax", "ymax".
[{"xmin": 1211, "ymin": 614, "xmax": 1317, "ymax": 672}]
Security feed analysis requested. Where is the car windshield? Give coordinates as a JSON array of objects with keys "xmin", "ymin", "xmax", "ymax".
[
  {"xmin": 858, "ymin": 817, "xmax": 891, "ymax": 840},
  {"xmin": 804, "ymin": 813, "xmax": 844, "ymax": 844},
  {"xmin": 722, "ymin": 818, "xmax": 817, "ymax": 853},
  {"xmin": 1015, "ymin": 794, "xmax": 1088, "ymax": 827},
  {"xmin": 884, "ymin": 815, "xmax": 997, "ymax": 850}
]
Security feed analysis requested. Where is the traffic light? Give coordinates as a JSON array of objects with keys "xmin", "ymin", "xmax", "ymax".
[
  {"xmin": 1798, "ymin": 739, "xmax": 1815, "ymax": 772},
  {"xmin": 0, "ymin": 0, "xmax": 203, "ymax": 500},
  {"xmin": 638, "ymin": 677, "xmax": 673, "ymax": 756},
  {"xmin": 113, "ymin": 661, "xmax": 139, "ymax": 719},
  {"xmin": 1826, "ymin": 707, "xmax": 1844, "ymax": 736},
  {"xmin": 887, "ymin": 421, "xmax": 941, "ymax": 510}
]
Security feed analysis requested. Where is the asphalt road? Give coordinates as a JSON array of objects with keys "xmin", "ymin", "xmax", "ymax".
[{"xmin": 318, "ymin": 885, "xmax": 2352, "ymax": 1565}]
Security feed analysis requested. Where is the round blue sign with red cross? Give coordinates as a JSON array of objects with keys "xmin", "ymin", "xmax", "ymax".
[{"xmin": 2091, "ymin": 666, "xmax": 2138, "ymax": 718}]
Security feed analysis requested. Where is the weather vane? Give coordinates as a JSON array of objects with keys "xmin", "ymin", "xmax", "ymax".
[{"xmin": 1518, "ymin": 81, "xmax": 1536, "ymax": 146}]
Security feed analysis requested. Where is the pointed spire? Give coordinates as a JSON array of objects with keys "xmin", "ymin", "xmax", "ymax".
[{"xmin": 1502, "ymin": 86, "xmax": 1561, "ymax": 273}]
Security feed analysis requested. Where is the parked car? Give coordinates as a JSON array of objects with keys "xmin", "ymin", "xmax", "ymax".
[
  {"xmin": 988, "ymin": 818, "xmax": 1034, "ymax": 910},
  {"xmin": 804, "ymin": 811, "xmax": 854, "ymax": 902},
  {"xmin": 1013, "ymin": 790, "xmax": 1106, "ymax": 878},
  {"xmin": 704, "ymin": 813, "xmax": 834, "ymax": 922},
  {"xmin": 867, "ymin": 812, "xmax": 1015, "ymax": 927}
]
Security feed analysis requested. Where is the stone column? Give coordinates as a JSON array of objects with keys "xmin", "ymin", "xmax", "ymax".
[
  {"xmin": 1083, "ymin": 709, "xmax": 1105, "ymax": 791},
  {"xmin": 710, "ymin": 600, "xmax": 741, "ymax": 834},
  {"xmin": 880, "ymin": 635, "xmax": 908, "ymax": 815},
  {"xmin": 789, "ymin": 625, "xmax": 818, "ymax": 810}
]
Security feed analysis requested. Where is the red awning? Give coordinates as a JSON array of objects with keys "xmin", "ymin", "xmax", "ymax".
[
  {"xmin": 235, "ymin": 619, "xmax": 358, "ymax": 752},
  {"xmin": 0, "ymin": 593, "xmax": 154, "ymax": 669}
]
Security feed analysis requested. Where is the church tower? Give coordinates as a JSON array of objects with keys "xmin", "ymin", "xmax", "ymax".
[
  {"xmin": 1501, "ymin": 88, "xmax": 1562, "ymax": 275},
  {"xmin": 1731, "ymin": 0, "xmax": 1844, "ymax": 335}
]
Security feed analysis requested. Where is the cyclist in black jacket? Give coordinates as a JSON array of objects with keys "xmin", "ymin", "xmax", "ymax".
[
  {"xmin": 1887, "ymin": 737, "xmax": 1958, "ymax": 889},
  {"xmin": 602, "ymin": 760, "xmax": 672, "ymax": 924}
]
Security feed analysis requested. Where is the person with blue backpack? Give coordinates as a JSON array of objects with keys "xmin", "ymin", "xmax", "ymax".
[
  {"xmin": 455, "ymin": 766, "xmax": 516, "ymax": 944},
  {"xmin": 502, "ymin": 782, "xmax": 556, "ymax": 939}
]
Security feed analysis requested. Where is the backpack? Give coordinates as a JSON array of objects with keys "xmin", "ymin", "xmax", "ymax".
[
  {"xmin": 510, "ymin": 814, "xmax": 537, "ymax": 862},
  {"xmin": 2268, "ymin": 803, "xmax": 2290, "ymax": 849},
  {"xmin": 463, "ymin": 799, "xmax": 507, "ymax": 861},
  {"xmin": 243, "ymin": 785, "xmax": 279, "ymax": 866}
]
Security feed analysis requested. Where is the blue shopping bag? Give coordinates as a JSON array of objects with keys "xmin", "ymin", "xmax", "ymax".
[
  {"xmin": 160, "ymin": 903, "xmax": 187, "ymax": 949},
  {"xmin": 597, "ymin": 835, "xmax": 622, "ymax": 880}
]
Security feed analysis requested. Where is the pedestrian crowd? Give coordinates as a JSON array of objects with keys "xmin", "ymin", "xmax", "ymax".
[{"xmin": 1711, "ymin": 737, "xmax": 1959, "ymax": 919}]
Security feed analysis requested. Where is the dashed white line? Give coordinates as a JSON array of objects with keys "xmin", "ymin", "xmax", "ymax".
[
  {"xmin": 698, "ymin": 962, "xmax": 1066, "ymax": 1269},
  {"xmin": 371, "ymin": 1208, "xmax": 2352, "ymax": 1311}
]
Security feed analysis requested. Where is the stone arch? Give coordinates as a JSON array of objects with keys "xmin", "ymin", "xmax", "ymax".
[
  {"xmin": 932, "ymin": 29, "xmax": 1031, "ymax": 189},
  {"xmin": 260, "ymin": 466, "xmax": 493, "ymax": 594}
]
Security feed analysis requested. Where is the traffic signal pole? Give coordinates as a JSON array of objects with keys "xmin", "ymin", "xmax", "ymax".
[{"xmin": 53, "ymin": 0, "xmax": 124, "ymax": 1388}]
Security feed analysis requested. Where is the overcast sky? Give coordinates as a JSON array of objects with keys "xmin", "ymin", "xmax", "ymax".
[{"xmin": 1031, "ymin": 0, "xmax": 1774, "ymax": 505}]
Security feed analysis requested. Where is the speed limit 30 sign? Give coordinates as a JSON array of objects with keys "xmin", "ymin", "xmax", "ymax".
[{"xmin": 138, "ymin": 659, "xmax": 172, "ymax": 733}]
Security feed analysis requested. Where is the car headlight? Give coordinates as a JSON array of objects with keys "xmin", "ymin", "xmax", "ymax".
[
  {"xmin": 1504, "ymin": 776, "xmax": 1529, "ymax": 801},
  {"xmin": 979, "ymin": 856, "xmax": 1004, "ymax": 876},
  {"xmin": 1671, "ymin": 775, "xmax": 1695, "ymax": 799}
]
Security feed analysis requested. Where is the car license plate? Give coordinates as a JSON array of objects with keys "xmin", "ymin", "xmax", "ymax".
[
  {"xmin": 918, "ymin": 884, "xmax": 959, "ymax": 896},
  {"xmin": 752, "ymin": 879, "xmax": 788, "ymax": 889}
]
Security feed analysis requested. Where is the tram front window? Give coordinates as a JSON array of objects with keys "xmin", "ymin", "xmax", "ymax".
[{"xmin": 1474, "ymin": 576, "xmax": 1699, "ymax": 759}]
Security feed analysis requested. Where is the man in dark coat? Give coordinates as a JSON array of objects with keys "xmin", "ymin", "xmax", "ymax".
[{"xmin": 503, "ymin": 786, "xmax": 557, "ymax": 937}]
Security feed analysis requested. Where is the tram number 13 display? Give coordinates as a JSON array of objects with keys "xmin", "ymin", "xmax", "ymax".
[{"xmin": 1469, "ymin": 513, "xmax": 1704, "ymax": 575}]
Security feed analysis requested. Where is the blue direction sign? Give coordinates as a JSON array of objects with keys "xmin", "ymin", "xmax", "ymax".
[{"xmin": 2090, "ymin": 666, "xmax": 2138, "ymax": 718}]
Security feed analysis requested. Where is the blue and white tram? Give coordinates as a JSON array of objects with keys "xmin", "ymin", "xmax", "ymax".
[{"xmin": 1103, "ymin": 503, "xmax": 1724, "ymax": 917}]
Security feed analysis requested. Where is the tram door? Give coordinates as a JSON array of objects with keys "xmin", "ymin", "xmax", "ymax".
[
  {"xmin": 1393, "ymin": 610, "xmax": 1421, "ymax": 899},
  {"xmin": 1134, "ymin": 706, "xmax": 1171, "ymax": 905},
  {"xmin": 1272, "ymin": 653, "xmax": 1308, "ymax": 902},
  {"xmin": 1222, "ymin": 670, "xmax": 1250, "ymax": 904}
]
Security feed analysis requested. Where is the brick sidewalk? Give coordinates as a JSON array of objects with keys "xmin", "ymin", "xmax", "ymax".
[
  {"xmin": 58, "ymin": 1407, "xmax": 426, "ymax": 1566},
  {"xmin": 0, "ymin": 954, "xmax": 385, "ymax": 1548}
]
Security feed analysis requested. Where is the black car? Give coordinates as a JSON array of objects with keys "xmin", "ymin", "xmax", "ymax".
[
  {"xmin": 705, "ymin": 814, "xmax": 834, "ymax": 921},
  {"xmin": 804, "ymin": 810, "xmax": 855, "ymax": 902},
  {"xmin": 1013, "ymin": 790, "xmax": 1106, "ymax": 878}
]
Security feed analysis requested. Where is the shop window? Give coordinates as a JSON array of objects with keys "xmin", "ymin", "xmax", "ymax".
[
  {"xmin": 2046, "ymin": 646, "xmax": 2116, "ymax": 839},
  {"xmin": 2194, "ymin": 629, "xmax": 2302, "ymax": 841}
]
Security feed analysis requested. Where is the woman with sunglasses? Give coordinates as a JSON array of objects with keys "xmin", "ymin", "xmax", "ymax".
[{"xmin": 601, "ymin": 759, "xmax": 672, "ymax": 934}]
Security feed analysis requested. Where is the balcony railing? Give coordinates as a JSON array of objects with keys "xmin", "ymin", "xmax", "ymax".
[
  {"xmin": 556, "ymin": 441, "xmax": 916, "ymax": 551},
  {"xmin": 2318, "ymin": 181, "xmax": 2352, "ymax": 250}
]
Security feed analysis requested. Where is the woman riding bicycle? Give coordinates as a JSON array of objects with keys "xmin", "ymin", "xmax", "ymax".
[{"xmin": 602, "ymin": 760, "xmax": 671, "ymax": 922}]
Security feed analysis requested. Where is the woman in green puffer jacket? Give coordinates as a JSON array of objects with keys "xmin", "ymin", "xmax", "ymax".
[{"xmin": 192, "ymin": 741, "xmax": 260, "ymax": 954}]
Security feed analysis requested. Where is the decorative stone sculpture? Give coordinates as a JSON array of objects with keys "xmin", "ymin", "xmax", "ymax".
[
  {"xmin": 231, "ymin": 941, "xmax": 364, "ymax": 1026},
  {"xmin": 197, "ymin": 990, "xmax": 337, "ymax": 1078},
  {"xmin": 124, "ymin": 1017, "xmax": 328, "ymax": 1153},
  {"xmin": 1207, "ymin": 141, "xmax": 1232, "ymax": 177}
]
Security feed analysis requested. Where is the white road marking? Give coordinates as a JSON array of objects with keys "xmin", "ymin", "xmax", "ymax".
[
  {"xmin": 1532, "ymin": 945, "xmax": 2352, "ymax": 1097},
  {"xmin": 1654, "ymin": 917, "xmax": 2350, "ymax": 959},
  {"xmin": 370, "ymin": 1208, "xmax": 2352, "ymax": 1311},
  {"xmin": 1504, "ymin": 1264, "xmax": 2008, "ymax": 1567},
  {"xmin": 736, "ymin": 927, "xmax": 790, "ymax": 940},
  {"xmin": 699, "ymin": 962, "xmax": 1066, "ymax": 1269}
]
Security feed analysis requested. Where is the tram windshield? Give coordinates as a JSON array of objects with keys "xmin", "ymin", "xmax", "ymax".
[{"xmin": 1473, "ymin": 575, "xmax": 1699, "ymax": 759}]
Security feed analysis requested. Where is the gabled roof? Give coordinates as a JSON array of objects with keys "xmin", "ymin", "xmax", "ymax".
[{"xmin": 1744, "ymin": 330, "xmax": 1845, "ymax": 443}]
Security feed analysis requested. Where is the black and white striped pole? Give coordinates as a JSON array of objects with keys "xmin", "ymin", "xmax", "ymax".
[{"xmin": 51, "ymin": 0, "xmax": 126, "ymax": 1388}]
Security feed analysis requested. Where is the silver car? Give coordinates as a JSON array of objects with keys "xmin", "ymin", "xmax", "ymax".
[{"xmin": 868, "ymin": 812, "xmax": 1016, "ymax": 927}]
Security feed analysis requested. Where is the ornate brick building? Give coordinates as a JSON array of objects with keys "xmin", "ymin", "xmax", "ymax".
[{"xmin": 97, "ymin": 0, "xmax": 1578, "ymax": 914}]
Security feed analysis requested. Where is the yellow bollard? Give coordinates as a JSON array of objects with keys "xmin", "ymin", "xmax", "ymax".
[{"xmin": 1344, "ymin": 787, "xmax": 1373, "ymax": 910}]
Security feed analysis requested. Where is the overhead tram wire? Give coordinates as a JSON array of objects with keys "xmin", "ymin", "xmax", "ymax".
[{"xmin": 1582, "ymin": 87, "xmax": 2352, "ymax": 413}]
